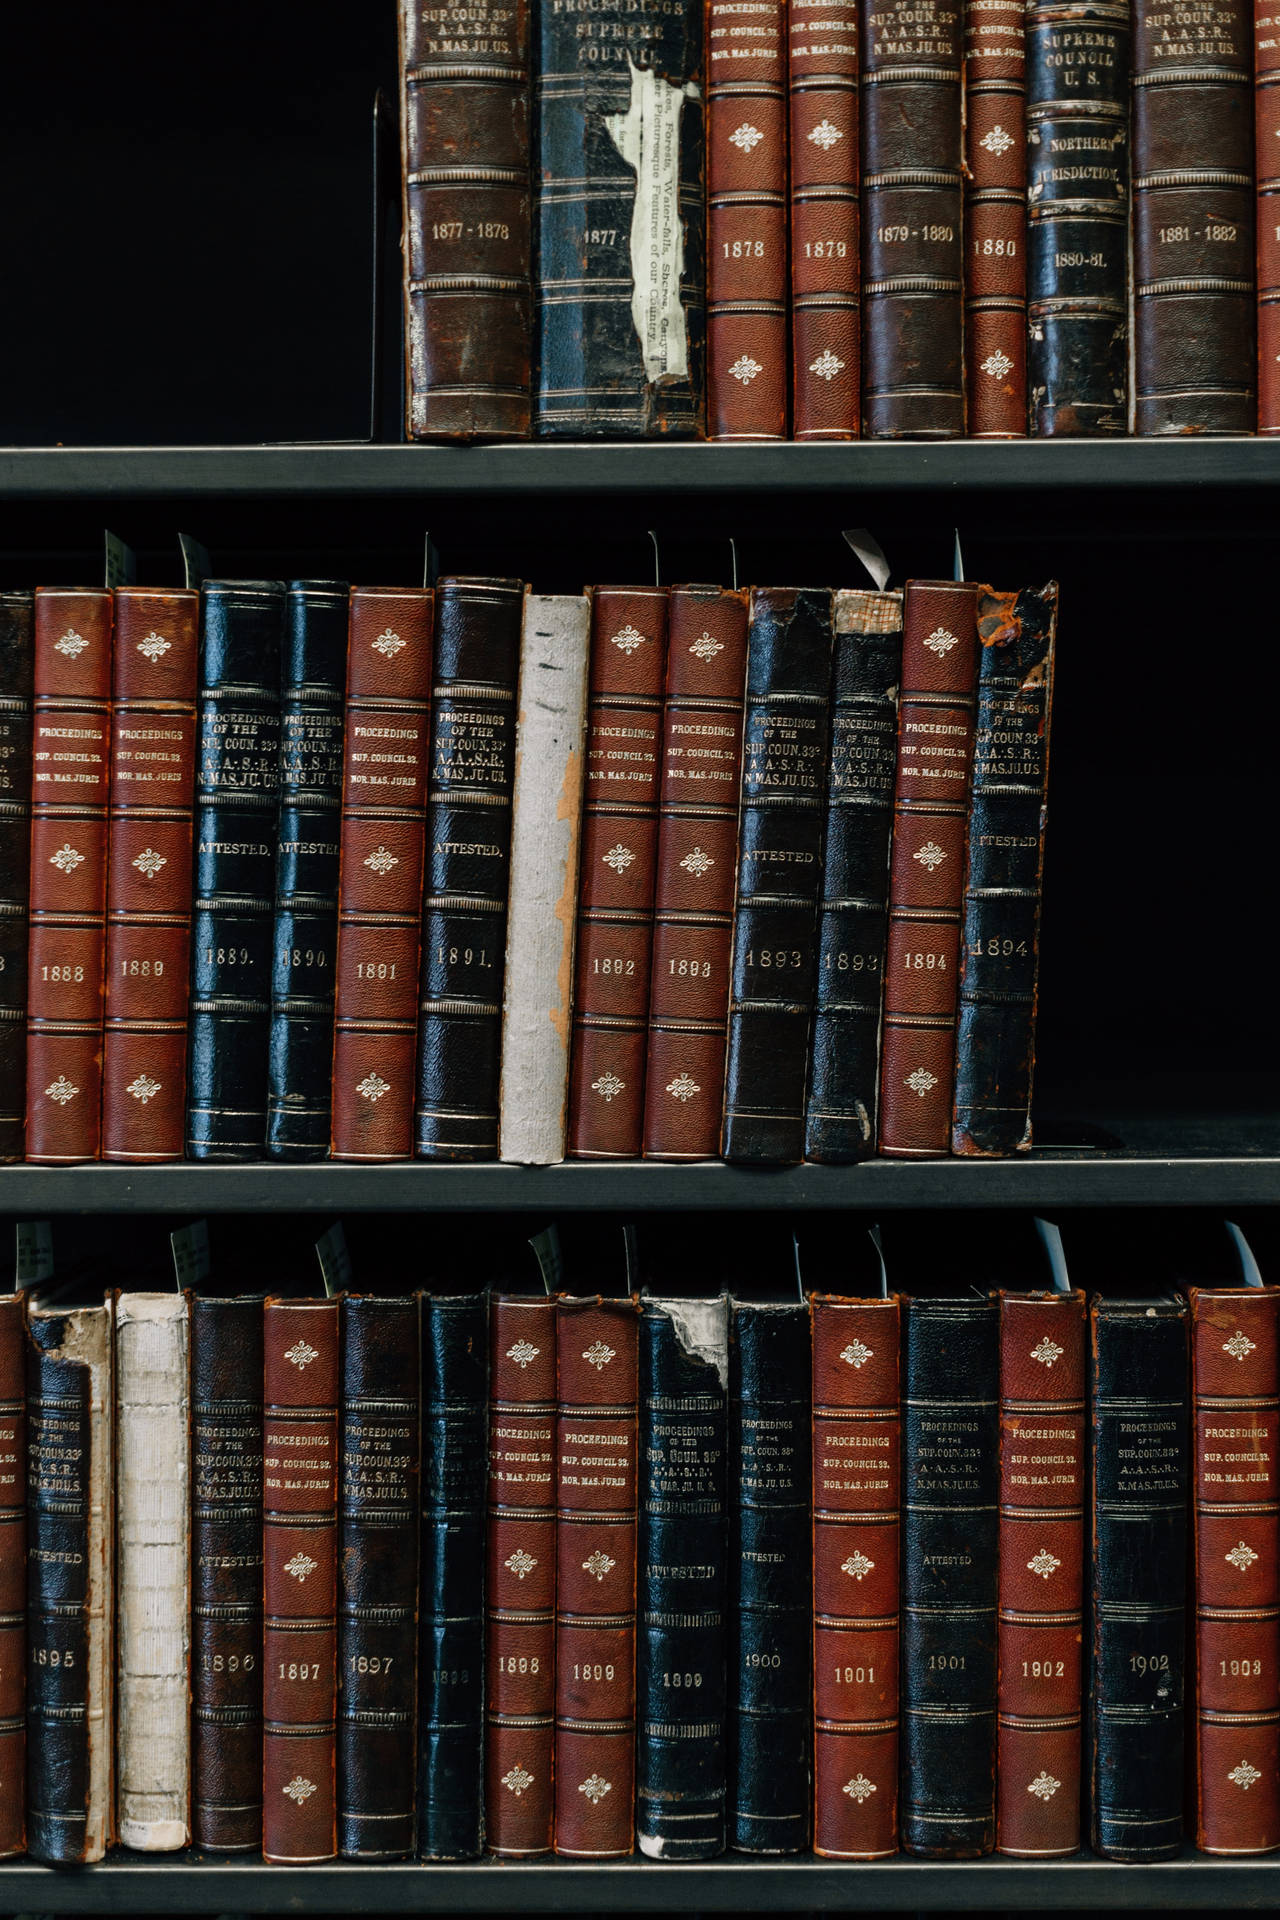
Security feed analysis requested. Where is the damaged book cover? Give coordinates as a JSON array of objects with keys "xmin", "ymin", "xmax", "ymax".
[{"xmin": 535, "ymin": 0, "xmax": 706, "ymax": 437}]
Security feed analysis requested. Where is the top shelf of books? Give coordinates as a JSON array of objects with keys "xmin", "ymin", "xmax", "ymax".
[{"xmin": 2, "ymin": 440, "xmax": 1280, "ymax": 501}]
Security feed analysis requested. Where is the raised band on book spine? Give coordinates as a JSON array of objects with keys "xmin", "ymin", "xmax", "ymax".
[
  {"xmin": 0, "ymin": 1294, "xmax": 25, "ymax": 1855},
  {"xmin": 103, "ymin": 588, "xmax": 198, "ymax": 1163},
  {"xmin": 812, "ymin": 1294, "xmax": 900, "ymax": 1859},
  {"xmin": 1189, "ymin": 1284, "xmax": 1280, "ymax": 1854},
  {"xmin": 964, "ymin": 0, "xmax": 1027, "ymax": 436},
  {"xmin": 790, "ymin": 0, "xmax": 860, "ymax": 437},
  {"xmin": 0, "ymin": 593, "xmax": 33, "ymax": 1162}
]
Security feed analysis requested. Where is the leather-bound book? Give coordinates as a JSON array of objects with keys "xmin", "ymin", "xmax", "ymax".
[
  {"xmin": 0, "ymin": 1295, "xmax": 25, "ymax": 1856},
  {"xmin": 187, "ymin": 582, "xmax": 285, "ymax": 1159},
  {"xmin": 498, "ymin": 595, "xmax": 591, "ymax": 1166},
  {"xmin": 1133, "ymin": 0, "xmax": 1254, "ymax": 433},
  {"xmin": 0, "ymin": 592, "xmax": 33, "ymax": 1163},
  {"xmin": 1189, "ymin": 1284, "xmax": 1280, "ymax": 1854},
  {"xmin": 964, "ymin": 0, "xmax": 1027, "ymax": 436},
  {"xmin": 636, "ymin": 1296, "xmax": 729, "ymax": 1859},
  {"xmin": 877, "ymin": 580, "xmax": 978, "ymax": 1159},
  {"xmin": 535, "ymin": 0, "xmax": 706, "ymax": 437},
  {"xmin": 338, "ymin": 1295, "xmax": 420, "ymax": 1860},
  {"xmin": 1090, "ymin": 1295, "xmax": 1189, "ymax": 1861},
  {"xmin": 1026, "ymin": 0, "xmax": 1129, "ymax": 434},
  {"xmin": 25, "ymin": 1296, "xmax": 114, "ymax": 1863},
  {"xmin": 811, "ymin": 1294, "xmax": 900, "ymax": 1858},
  {"xmin": 25, "ymin": 587, "xmax": 113, "ymax": 1164},
  {"xmin": 331, "ymin": 588, "xmax": 434, "ymax": 1163},
  {"xmin": 267, "ymin": 582, "xmax": 348, "ymax": 1161},
  {"xmin": 730, "ymin": 1301, "xmax": 811, "ymax": 1853},
  {"xmin": 102, "ymin": 588, "xmax": 199, "ymax": 1164},
  {"xmin": 416, "ymin": 577, "xmax": 523, "ymax": 1160},
  {"xmin": 995, "ymin": 1288, "xmax": 1087, "ymax": 1858},
  {"xmin": 643, "ymin": 585, "xmax": 749, "ymax": 1162},
  {"xmin": 419, "ymin": 1292, "xmax": 487, "ymax": 1860},
  {"xmin": 953, "ymin": 583, "xmax": 1058, "ymax": 1157},
  {"xmin": 115, "ymin": 1293, "xmax": 190, "ymax": 1851},
  {"xmin": 861, "ymin": 0, "xmax": 964, "ymax": 437},
  {"xmin": 707, "ymin": 0, "xmax": 788, "ymax": 440},
  {"xmin": 262, "ymin": 1298, "xmax": 340, "ymax": 1865},
  {"xmin": 554, "ymin": 1295, "xmax": 640, "ymax": 1857},
  {"xmin": 190, "ymin": 1294, "xmax": 264, "ymax": 1853},
  {"xmin": 398, "ymin": 0, "xmax": 532, "ymax": 440},
  {"xmin": 722, "ymin": 587, "xmax": 835, "ymax": 1163},
  {"xmin": 901, "ymin": 1294, "xmax": 999, "ymax": 1857},
  {"xmin": 805, "ymin": 588, "xmax": 902, "ymax": 1163},
  {"xmin": 486, "ymin": 1294, "xmax": 557, "ymax": 1855},
  {"xmin": 567, "ymin": 587, "xmax": 668, "ymax": 1159},
  {"xmin": 1259, "ymin": 2, "xmax": 1280, "ymax": 433},
  {"xmin": 789, "ymin": 0, "xmax": 860, "ymax": 437}
]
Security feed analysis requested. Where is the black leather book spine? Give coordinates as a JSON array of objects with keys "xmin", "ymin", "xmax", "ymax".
[
  {"xmin": 191, "ymin": 1295, "xmax": 264, "ymax": 1852},
  {"xmin": 637, "ymin": 1295, "xmax": 729, "ymax": 1860},
  {"xmin": 952, "ymin": 583, "xmax": 1058, "ymax": 1157},
  {"xmin": 722, "ymin": 588, "xmax": 835, "ymax": 1163},
  {"xmin": 1090, "ymin": 1295, "xmax": 1189, "ymax": 1861},
  {"xmin": 730, "ymin": 1301, "xmax": 812, "ymax": 1853},
  {"xmin": 25, "ymin": 1313, "xmax": 92, "ymax": 1864},
  {"xmin": 0, "ymin": 592, "xmax": 33, "ymax": 1162},
  {"xmin": 805, "ymin": 589, "xmax": 902, "ymax": 1163},
  {"xmin": 187, "ymin": 581, "xmax": 285, "ymax": 1159},
  {"xmin": 267, "ymin": 581, "xmax": 349, "ymax": 1160},
  {"xmin": 416, "ymin": 578, "xmax": 523, "ymax": 1159},
  {"xmin": 418, "ymin": 1291, "xmax": 488, "ymax": 1859},
  {"xmin": 338, "ymin": 1295, "xmax": 421, "ymax": 1859},
  {"xmin": 901, "ymin": 1294, "xmax": 1000, "ymax": 1857},
  {"xmin": 535, "ymin": 0, "xmax": 705, "ymax": 438}
]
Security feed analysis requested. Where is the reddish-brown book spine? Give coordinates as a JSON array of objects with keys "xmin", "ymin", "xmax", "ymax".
[
  {"xmin": 554, "ymin": 1296, "xmax": 639, "ymax": 1857},
  {"xmin": 642, "ymin": 586, "xmax": 748, "ymax": 1161},
  {"xmin": 1258, "ymin": 0, "xmax": 1280, "ymax": 432},
  {"xmin": 0, "ymin": 1294, "xmax": 25, "ymax": 1857},
  {"xmin": 101, "ymin": 588, "xmax": 198, "ymax": 1162},
  {"xmin": 262, "ymin": 1298, "xmax": 340, "ymax": 1865},
  {"xmin": 877, "ymin": 580, "xmax": 979, "ymax": 1158},
  {"xmin": 812, "ymin": 1294, "xmax": 900, "ymax": 1858},
  {"xmin": 487, "ymin": 1295, "xmax": 557, "ymax": 1855},
  {"xmin": 25, "ymin": 587, "xmax": 113, "ymax": 1163},
  {"xmin": 1190, "ymin": 1285, "xmax": 1280, "ymax": 1855},
  {"xmin": 331, "ymin": 588, "xmax": 434, "ymax": 1162},
  {"xmin": 566, "ymin": 589, "xmax": 669, "ymax": 1159},
  {"xmin": 995, "ymin": 1289, "xmax": 1086, "ymax": 1858},
  {"xmin": 708, "ymin": 0, "xmax": 789, "ymax": 439},
  {"xmin": 789, "ymin": 0, "xmax": 860, "ymax": 436},
  {"xmin": 964, "ymin": 0, "xmax": 1027, "ymax": 436}
]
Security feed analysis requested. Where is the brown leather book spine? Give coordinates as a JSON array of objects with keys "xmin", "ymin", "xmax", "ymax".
[
  {"xmin": 812, "ymin": 1294, "xmax": 900, "ymax": 1859},
  {"xmin": 1258, "ymin": 0, "xmax": 1280, "ymax": 431},
  {"xmin": 995, "ymin": 1289, "xmax": 1087, "ymax": 1858},
  {"xmin": 964, "ymin": 0, "xmax": 1027, "ymax": 436},
  {"xmin": 790, "ymin": 0, "xmax": 860, "ymax": 436},
  {"xmin": 0, "ymin": 593, "xmax": 34, "ymax": 1164},
  {"xmin": 25, "ymin": 587, "xmax": 113, "ymax": 1163},
  {"xmin": 331, "ymin": 589, "xmax": 434, "ymax": 1162},
  {"xmin": 861, "ymin": 0, "xmax": 965, "ymax": 436},
  {"xmin": 1133, "ymin": 0, "xmax": 1255, "ymax": 433},
  {"xmin": 262, "ymin": 1298, "xmax": 340, "ymax": 1865},
  {"xmin": 101, "ymin": 589, "xmax": 198, "ymax": 1162},
  {"xmin": 1190, "ymin": 1285, "xmax": 1280, "ymax": 1854},
  {"xmin": 0, "ymin": 1295, "xmax": 25, "ymax": 1857},
  {"xmin": 399, "ymin": 0, "xmax": 531, "ymax": 440},
  {"xmin": 487, "ymin": 1295, "xmax": 557, "ymax": 1855},
  {"xmin": 708, "ymin": 0, "xmax": 789, "ymax": 439},
  {"xmin": 642, "ymin": 587, "xmax": 749, "ymax": 1161},
  {"xmin": 567, "ymin": 589, "xmax": 669, "ymax": 1159},
  {"xmin": 877, "ymin": 580, "xmax": 978, "ymax": 1158},
  {"xmin": 554, "ymin": 1296, "xmax": 640, "ymax": 1857}
]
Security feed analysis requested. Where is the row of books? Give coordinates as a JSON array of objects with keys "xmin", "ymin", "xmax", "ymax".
[
  {"xmin": 2, "ymin": 1271, "xmax": 1276, "ymax": 1865},
  {"xmin": 400, "ymin": 0, "xmax": 1276, "ymax": 442},
  {"xmin": 0, "ymin": 572, "xmax": 1058, "ymax": 1168}
]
